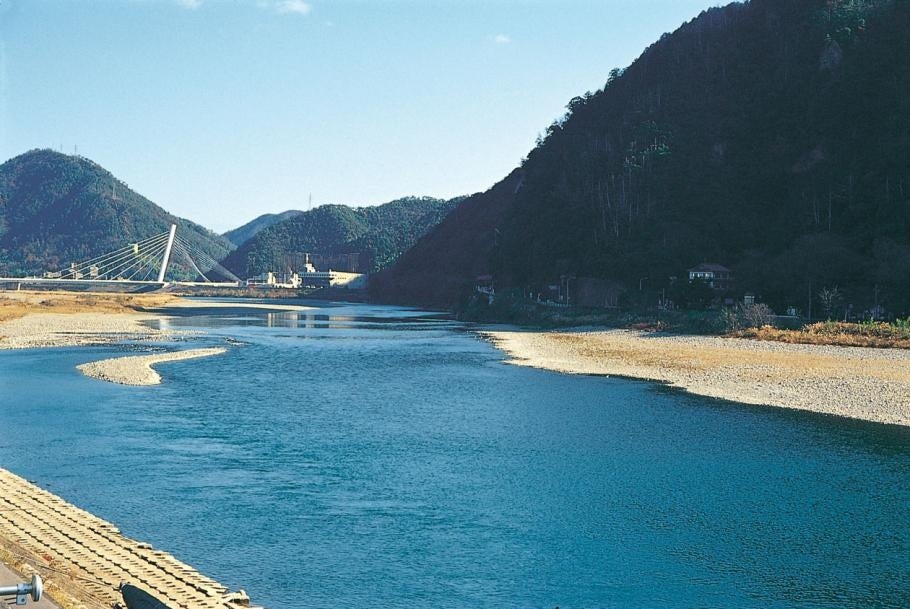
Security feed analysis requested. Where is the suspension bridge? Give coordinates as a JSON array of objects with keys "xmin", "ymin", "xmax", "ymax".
[{"xmin": 1, "ymin": 224, "xmax": 241, "ymax": 292}]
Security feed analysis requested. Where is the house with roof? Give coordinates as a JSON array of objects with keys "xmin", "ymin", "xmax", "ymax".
[{"xmin": 688, "ymin": 263, "xmax": 734, "ymax": 291}]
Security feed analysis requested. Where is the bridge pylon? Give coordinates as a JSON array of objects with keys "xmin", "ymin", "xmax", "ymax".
[{"xmin": 157, "ymin": 224, "xmax": 177, "ymax": 283}]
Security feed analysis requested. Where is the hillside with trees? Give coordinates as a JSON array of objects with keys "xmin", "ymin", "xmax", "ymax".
[
  {"xmin": 224, "ymin": 210, "xmax": 304, "ymax": 246},
  {"xmin": 0, "ymin": 149, "xmax": 233, "ymax": 279},
  {"xmin": 373, "ymin": 0, "xmax": 910, "ymax": 318},
  {"xmin": 221, "ymin": 196, "xmax": 461, "ymax": 277}
]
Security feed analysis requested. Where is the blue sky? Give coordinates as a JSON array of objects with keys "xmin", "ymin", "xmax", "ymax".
[{"xmin": 0, "ymin": 0, "xmax": 724, "ymax": 232}]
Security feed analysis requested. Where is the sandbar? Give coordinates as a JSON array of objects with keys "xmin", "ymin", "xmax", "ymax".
[
  {"xmin": 77, "ymin": 347, "xmax": 227, "ymax": 386},
  {"xmin": 484, "ymin": 328, "xmax": 910, "ymax": 426}
]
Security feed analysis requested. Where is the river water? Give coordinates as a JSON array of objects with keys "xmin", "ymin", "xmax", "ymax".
[{"xmin": 0, "ymin": 301, "xmax": 907, "ymax": 608}]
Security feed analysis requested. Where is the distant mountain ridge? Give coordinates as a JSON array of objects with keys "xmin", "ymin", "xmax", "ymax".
[
  {"xmin": 374, "ymin": 0, "xmax": 910, "ymax": 314},
  {"xmin": 222, "ymin": 196, "xmax": 462, "ymax": 278},
  {"xmin": 0, "ymin": 149, "xmax": 233, "ymax": 278},
  {"xmin": 223, "ymin": 210, "xmax": 304, "ymax": 246}
]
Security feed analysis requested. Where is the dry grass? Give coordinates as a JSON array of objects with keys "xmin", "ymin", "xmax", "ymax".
[
  {"xmin": 735, "ymin": 321, "xmax": 910, "ymax": 349},
  {"xmin": 0, "ymin": 290, "xmax": 176, "ymax": 323}
]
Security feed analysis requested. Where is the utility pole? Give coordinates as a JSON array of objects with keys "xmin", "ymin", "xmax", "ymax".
[{"xmin": 157, "ymin": 224, "xmax": 177, "ymax": 283}]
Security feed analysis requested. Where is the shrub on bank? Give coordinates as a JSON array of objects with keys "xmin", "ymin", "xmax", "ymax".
[
  {"xmin": 720, "ymin": 303, "xmax": 775, "ymax": 333},
  {"xmin": 459, "ymin": 289, "xmax": 910, "ymax": 349},
  {"xmin": 735, "ymin": 318, "xmax": 910, "ymax": 349}
]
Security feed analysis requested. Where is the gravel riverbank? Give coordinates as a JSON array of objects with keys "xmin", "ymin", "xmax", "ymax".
[
  {"xmin": 76, "ymin": 347, "xmax": 228, "ymax": 385},
  {"xmin": 0, "ymin": 311, "xmax": 182, "ymax": 349},
  {"xmin": 0, "ymin": 293, "xmax": 314, "ymax": 386},
  {"xmin": 484, "ymin": 328, "xmax": 910, "ymax": 426}
]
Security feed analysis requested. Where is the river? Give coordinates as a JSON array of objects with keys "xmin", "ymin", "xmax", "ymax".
[{"xmin": 0, "ymin": 301, "xmax": 907, "ymax": 608}]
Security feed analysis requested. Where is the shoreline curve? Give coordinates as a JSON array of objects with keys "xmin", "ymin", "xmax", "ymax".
[
  {"xmin": 77, "ymin": 347, "xmax": 227, "ymax": 386},
  {"xmin": 483, "ymin": 327, "xmax": 910, "ymax": 427}
]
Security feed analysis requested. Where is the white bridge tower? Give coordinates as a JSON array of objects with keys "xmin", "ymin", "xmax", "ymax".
[{"xmin": 157, "ymin": 224, "xmax": 177, "ymax": 283}]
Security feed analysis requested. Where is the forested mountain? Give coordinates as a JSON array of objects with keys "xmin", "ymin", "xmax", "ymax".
[
  {"xmin": 374, "ymin": 0, "xmax": 910, "ymax": 315},
  {"xmin": 224, "ymin": 210, "xmax": 303, "ymax": 246},
  {"xmin": 221, "ymin": 196, "xmax": 461, "ymax": 277},
  {"xmin": 0, "ymin": 149, "xmax": 233, "ymax": 278},
  {"xmin": 372, "ymin": 172, "xmax": 523, "ymax": 305}
]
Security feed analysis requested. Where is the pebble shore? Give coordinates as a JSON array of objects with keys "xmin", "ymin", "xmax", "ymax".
[
  {"xmin": 0, "ymin": 296, "xmax": 312, "ymax": 385},
  {"xmin": 485, "ymin": 328, "xmax": 910, "ymax": 427},
  {"xmin": 0, "ymin": 311, "xmax": 183, "ymax": 349},
  {"xmin": 0, "ymin": 310, "xmax": 223, "ymax": 386},
  {"xmin": 76, "ymin": 347, "xmax": 228, "ymax": 385}
]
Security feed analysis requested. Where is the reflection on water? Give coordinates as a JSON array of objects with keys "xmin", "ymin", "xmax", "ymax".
[
  {"xmin": 153, "ymin": 299, "xmax": 452, "ymax": 332},
  {"xmin": 0, "ymin": 300, "xmax": 907, "ymax": 609}
]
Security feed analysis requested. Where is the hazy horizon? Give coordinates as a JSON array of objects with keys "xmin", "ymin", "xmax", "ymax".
[{"xmin": 0, "ymin": 0, "xmax": 724, "ymax": 232}]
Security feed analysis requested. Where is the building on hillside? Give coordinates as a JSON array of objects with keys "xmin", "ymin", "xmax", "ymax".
[
  {"xmin": 688, "ymin": 263, "xmax": 734, "ymax": 291},
  {"xmin": 475, "ymin": 275, "xmax": 495, "ymax": 304}
]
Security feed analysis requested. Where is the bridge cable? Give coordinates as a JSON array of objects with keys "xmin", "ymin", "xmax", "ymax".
[
  {"xmin": 173, "ymin": 235, "xmax": 240, "ymax": 282},
  {"xmin": 60, "ymin": 231, "xmax": 170, "ymax": 278},
  {"xmin": 61, "ymin": 230, "xmax": 168, "ymax": 274},
  {"xmin": 93, "ymin": 236, "xmax": 170, "ymax": 280},
  {"xmin": 67, "ymin": 232, "xmax": 170, "ymax": 280},
  {"xmin": 110, "ymin": 239, "xmax": 171, "ymax": 281},
  {"xmin": 172, "ymin": 239, "xmax": 210, "ymax": 282},
  {"xmin": 139, "ymin": 254, "xmax": 163, "ymax": 282},
  {"xmin": 128, "ymin": 242, "xmax": 166, "ymax": 281},
  {"xmin": 125, "ymin": 239, "xmax": 171, "ymax": 280}
]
